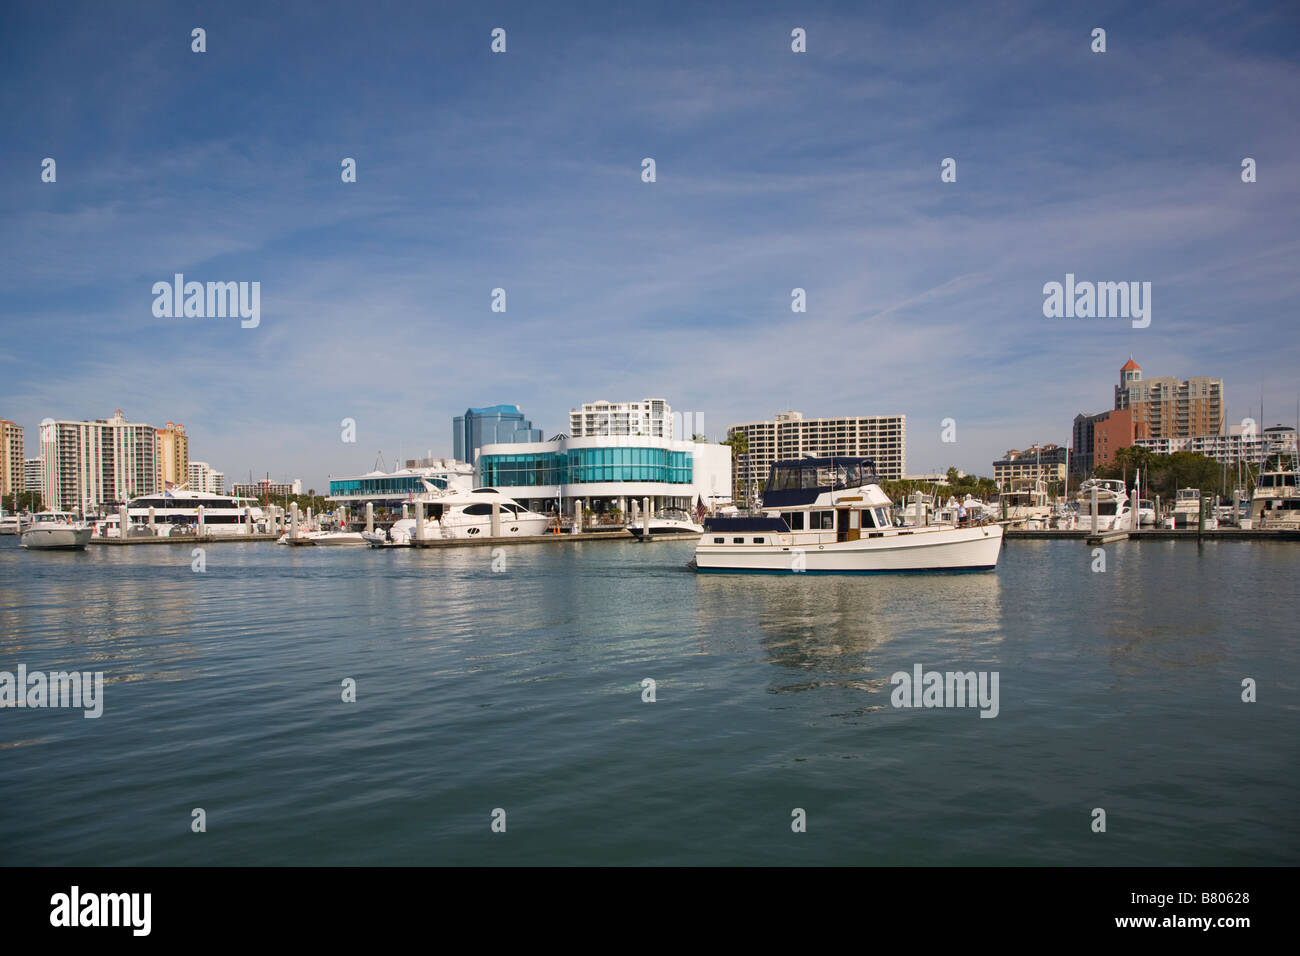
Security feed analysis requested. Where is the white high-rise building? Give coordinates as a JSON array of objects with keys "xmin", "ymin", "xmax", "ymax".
[
  {"xmin": 188, "ymin": 461, "xmax": 225, "ymax": 494},
  {"xmin": 727, "ymin": 411, "xmax": 907, "ymax": 498},
  {"xmin": 570, "ymin": 399, "xmax": 671, "ymax": 438},
  {"xmin": 25, "ymin": 457, "xmax": 42, "ymax": 493},
  {"xmin": 39, "ymin": 410, "xmax": 160, "ymax": 511}
]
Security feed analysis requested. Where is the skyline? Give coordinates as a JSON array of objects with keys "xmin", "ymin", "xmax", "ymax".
[{"xmin": 2, "ymin": 1, "xmax": 1298, "ymax": 484}]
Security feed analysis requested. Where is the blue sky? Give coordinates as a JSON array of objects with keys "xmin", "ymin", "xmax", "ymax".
[{"xmin": 2, "ymin": 0, "xmax": 1297, "ymax": 486}]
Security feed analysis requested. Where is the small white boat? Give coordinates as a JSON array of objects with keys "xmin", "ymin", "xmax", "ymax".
[
  {"xmin": 21, "ymin": 511, "xmax": 93, "ymax": 550},
  {"xmin": 308, "ymin": 530, "xmax": 369, "ymax": 546},
  {"xmin": 627, "ymin": 508, "xmax": 703, "ymax": 538},
  {"xmin": 694, "ymin": 457, "xmax": 1002, "ymax": 573},
  {"xmin": 1137, "ymin": 499, "xmax": 1157, "ymax": 526}
]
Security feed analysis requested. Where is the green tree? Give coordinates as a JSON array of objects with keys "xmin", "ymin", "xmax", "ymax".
[{"xmin": 722, "ymin": 432, "xmax": 749, "ymax": 503}]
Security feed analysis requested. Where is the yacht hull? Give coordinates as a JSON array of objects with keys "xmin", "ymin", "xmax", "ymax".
[{"xmin": 21, "ymin": 527, "xmax": 92, "ymax": 550}]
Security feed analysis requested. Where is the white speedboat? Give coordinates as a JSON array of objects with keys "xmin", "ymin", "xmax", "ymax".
[
  {"xmin": 627, "ymin": 508, "xmax": 703, "ymax": 538},
  {"xmin": 21, "ymin": 511, "xmax": 92, "ymax": 550},
  {"xmin": 693, "ymin": 457, "xmax": 1002, "ymax": 573},
  {"xmin": 390, "ymin": 487, "xmax": 551, "ymax": 540},
  {"xmin": 308, "ymin": 530, "xmax": 368, "ymax": 546},
  {"xmin": 1074, "ymin": 479, "xmax": 1131, "ymax": 531}
]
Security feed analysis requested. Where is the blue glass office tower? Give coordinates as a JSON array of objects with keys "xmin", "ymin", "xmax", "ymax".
[{"xmin": 453, "ymin": 405, "xmax": 544, "ymax": 470}]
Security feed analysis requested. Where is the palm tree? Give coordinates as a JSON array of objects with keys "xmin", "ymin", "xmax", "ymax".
[{"xmin": 722, "ymin": 432, "xmax": 749, "ymax": 504}]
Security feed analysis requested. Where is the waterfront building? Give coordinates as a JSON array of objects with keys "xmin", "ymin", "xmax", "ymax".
[
  {"xmin": 477, "ymin": 435, "xmax": 731, "ymax": 517},
  {"xmin": 232, "ymin": 478, "xmax": 303, "ymax": 500},
  {"xmin": 155, "ymin": 422, "xmax": 189, "ymax": 491},
  {"xmin": 0, "ymin": 419, "xmax": 23, "ymax": 499},
  {"xmin": 187, "ymin": 461, "xmax": 225, "ymax": 494},
  {"xmin": 25, "ymin": 457, "xmax": 42, "ymax": 493},
  {"xmin": 1113, "ymin": 357, "xmax": 1224, "ymax": 440},
  {"xmin": 905, "ymin": 471, "xmax": 967, "ymax": 485},
  {"xmin": 39, "ymin": 410, "xmax": 160, "ymax": 511},
  {"xmin": 1073, "ymin": 408, "xmax": 1137, "ymax": 477},
  {"xmin": 1135, "ymin": 423, "xmax": 1297, "ymax": 467},
  {"xmin": 452, "ymin": 405, "xmax": 543, "ymax": 470},
  {"xmin": 726, "ymin": 411, "xmax": 907, "ymax": 500},
  {"xmin": 569, "ymin": 399, "xmax": 671, "ymax": 438},
  {"xmin": 992, "ymin": 443, "xmax": 1067, "ymax": 491},
  {"xmin": 328, "ymin": 460, "xmax": 474, "ymax": 512}
]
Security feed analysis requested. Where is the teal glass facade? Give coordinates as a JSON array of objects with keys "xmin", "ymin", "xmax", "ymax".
[
  {"xmin": 480, "ymin": 448, "xmax": 692, "ymax": 487},
  {"xmin": 329, "ymin": 475, "xmax": 446, "ymax": 496}
]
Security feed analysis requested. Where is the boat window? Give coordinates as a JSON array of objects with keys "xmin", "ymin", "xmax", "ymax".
[
  {"xmin": 862, "ymin": 509, "xmax": 875, "ymax": 529},
  {"xmin": 733, "ymin": 537, "xmax": 744, "ymax": 544},
  {"xmin": 753, "ymin": 537, "xmax": 764, "ymax": 544},
  {"xmin": 463, "ymin": 503, "xmax": 493, "ymax": 516},
  {"xmin": 713, "ymin": 537, "xmax": 724, "ymax": 544},
  {"xmin": 782, "ymin": 511, "xmax": 805, "ymax": 530}
]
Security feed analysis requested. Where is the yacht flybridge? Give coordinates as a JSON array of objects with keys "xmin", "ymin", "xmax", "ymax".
[{"xmin": 693, "ymin": 457, "xmax": 1002, "ymax": 573}]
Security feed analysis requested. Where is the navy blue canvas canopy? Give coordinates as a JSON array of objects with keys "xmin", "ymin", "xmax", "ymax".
[{"xmin": 761, "ymin": 456, "xmax": 878, "ymax": 508}]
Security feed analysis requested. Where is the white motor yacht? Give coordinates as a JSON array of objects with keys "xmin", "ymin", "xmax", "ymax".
[
  {"xmin": 1172, "ymin": 488, "xmax": 1216, "ymax": 528},
  {"xmin": 694, "ymin": 457, "xmax": 1002, "ymax": 573},
  {"xmin": 1073, "ymin": 479, "xmax": 1131, "ymax": 532},
  {"xmin": 389, "ymin": 486, "xmax": 551, "ymax": 540},
  {"xmin": 119, "ymin": 490, "xmax": 265, "ymax": 537},
  {"xmin": 997, "ymin": 478, "xmax": 1052, "ymax": 529},
  {"xmin": 1253, "ymin": 467, "xmax": 1300, "ymax": 529},
  {"xmin": 21, "ymin": 511, "xmax": 92, "ymax": 550}
]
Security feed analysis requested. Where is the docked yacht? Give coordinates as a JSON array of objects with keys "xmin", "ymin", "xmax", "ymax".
[
  {"xmin": 308, "ymin": 529, "xmax": 369, "ymax": 546},
  {"xmin": 693, "ymin": 457, "xmax": 1002, "ymax": 573},
  {"xmin": 627, "ymin": 508, "xmax": 704, "ymax": 538},
  {"xmin": 1073, "ymin": 479, "xmax": 1131, "ymax": 531},
  {"xmin": 118, "ymin": 490, "xmax": 266, "ymax": 537},
  {"xmin": 1172, "ymin": 488, "xmax": 1211, "ymax": 528},
  {"xmin": 1137, "ymin": 499, "xmax": 1157, "ymax": 526},
  {"xmin": 21, "ymin": 511, "xmax": 92, "ymax": 550},
  {"xmin": 1252, "ymin": 467, "xmax": 1300, "ymax": 528},
  {"xmin": 997, "ymin": 478, "xmax": 1052, "ymax": 529},
  {"xmin": 0, "ymin": 511, "xmax": 29, "ymax": 535},
  {"xmin": 389, "ymin": 486, "xmax": 551, "ymax": 541}
]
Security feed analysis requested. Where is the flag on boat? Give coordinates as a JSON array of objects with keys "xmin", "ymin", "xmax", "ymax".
[{"xmin": 696, "ymin": 495, "xmax": 706, "ymax": 523}]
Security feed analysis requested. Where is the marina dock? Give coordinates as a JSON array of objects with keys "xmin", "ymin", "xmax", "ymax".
[{"xmin": 1005, "ymin": 527, "xmax": 1300, "ymax": 541}]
